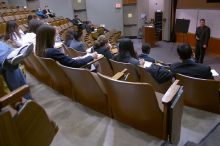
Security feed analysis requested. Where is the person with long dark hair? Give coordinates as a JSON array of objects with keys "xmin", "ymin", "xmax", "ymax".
[
  {"xmin": 35, "ymin": 24, "xmax": 97, "ymax": 68},
  {"xmin": 4, "ymin": 20, "xmax": 24, "ymax": 48},
  {"xmin": 114, "ymin": 38, "xmax": 144, "ymax": 65}
]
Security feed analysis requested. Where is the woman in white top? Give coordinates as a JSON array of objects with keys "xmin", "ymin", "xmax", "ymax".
[{"xmin": 4, "ymin": 20, "xmax": 25, "ymax": 48}]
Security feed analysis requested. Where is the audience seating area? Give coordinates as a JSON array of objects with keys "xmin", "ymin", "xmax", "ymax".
[{"xmin": 1, "ymin": 2, "xmax": 220, "ymax": 145}]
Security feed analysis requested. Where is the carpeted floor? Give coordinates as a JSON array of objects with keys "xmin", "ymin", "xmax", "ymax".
[{"xmin": 27, "ymin": 41, "xmax": 220, "ymax": 146}]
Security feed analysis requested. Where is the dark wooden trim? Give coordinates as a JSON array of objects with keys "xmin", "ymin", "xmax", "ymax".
[{"xmin": 176, "ymin": 32, "xmax": 220, "ymax": 56}]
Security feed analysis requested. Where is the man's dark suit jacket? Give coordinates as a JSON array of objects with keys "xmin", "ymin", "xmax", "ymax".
[
  {"xmin": 195, "ymin": 25, "xmax": 210, "ymax": 47},
  {"xmin": 170, "ymin": 59, "xmax": 213, "ymax": 79},
  {"xmin": 93, "ymin": 47, "xmax": 114, "ymax": 59},
  {"xmin": 138, "ymin": 53, "xmax": 155, "ymax": 63},
  {"xmin": 46, "ymin": 48, "xmax": 93, "ymax": 68}
]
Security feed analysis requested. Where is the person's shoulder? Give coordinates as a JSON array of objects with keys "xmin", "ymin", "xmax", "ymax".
[
  {"xmin": 196, "ymin": 63, "xmax": 211, "ymax": 70},
  {"xmin": 170, "ymin": 62, "xmax": 182, "ymax": 68}
]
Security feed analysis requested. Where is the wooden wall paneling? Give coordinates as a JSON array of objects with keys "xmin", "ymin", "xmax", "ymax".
[
  {"xmin": 177, "ymin": 0, "xmax": 220, "ymax": 9},
  {"xmin": 176, "ymin": 33, "xmax": 220, "ymax": 56}
]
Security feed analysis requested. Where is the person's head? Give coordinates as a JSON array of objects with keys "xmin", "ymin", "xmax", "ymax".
[
  {"xmin": 4, "ymin": 20, "xmax": 20, "ymax": 41},
  {"xmin": 28, "ymin": 19, "xmax": 43, "ymax": 33},
  {"xmin": 118, "ymin": 38, "xmax": 137, "ymax": 58},
  {"xmin": 63, "ymin": 28, "xmax": 74, "ymax": 45},
  {"xmin": 141, "ymin": 43, "xmax": 151, "ymax": 54},
  {"xmin": 73, "ymin": 30, "xmax": 83, "ymax": 41},
  {"xmin": 94, "ymin": 35, "xmax": 108, "ymax": 48},
  {"xmin": 74, "ymin": 15, "xmax": 78, "ymax": 19},
  {"xmin": 36, "ymin": 24, "xmax": 56, "ymax": 57},
  {"xmin": 200, "ymin": 19, "xmax": 206, "ymax": 27},
  {"xmin": 177, "ymin": 44, "xmax": 192, "ymax": 60},
  {"xmin": 27, "ymin": 15, "xmax": 33, "ymax": 22}
]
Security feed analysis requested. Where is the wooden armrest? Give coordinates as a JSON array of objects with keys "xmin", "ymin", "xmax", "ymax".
[
  {"xmin": 82, "ymin": 55, "xmax": 104, "ymax": 68},
  {"xmin": 162, "ymin": 80, "xmax": 180, "ymax": 104},
  {"xmin": 0, "ymin": 85, "xmax": 29, "ymax": 109},
  {"xmin": 111, "ymin": 69, "xmax": 128, "ymax": 80}
]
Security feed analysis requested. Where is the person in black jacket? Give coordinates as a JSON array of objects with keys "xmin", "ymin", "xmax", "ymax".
[
  {"xmin": 195, "ymin": 19, "xmax": 210, "ymax": 63},
  {"xmin": 35, "ymin": 24, "xmax": 97, "ymax": 68},
  {"xmin": 170, "ymin": 44, "xmax": 213, "ymax": 79},
  {"xmin": 92, "ymin": 35, "xmax": 114, "ymax": 59}
]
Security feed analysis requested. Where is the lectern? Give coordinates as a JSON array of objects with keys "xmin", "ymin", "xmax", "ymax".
[{"xmin": 143, "ymin": 26, "xmax": 156, "ymax": 47}]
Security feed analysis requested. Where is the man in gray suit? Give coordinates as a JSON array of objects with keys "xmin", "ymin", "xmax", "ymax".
[{"xmin": 195, "ymin": 19, "xmax": 210, "ymax": 63}]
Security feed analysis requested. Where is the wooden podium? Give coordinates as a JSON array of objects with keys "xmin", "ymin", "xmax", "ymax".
[{"xmin": 143, "ymin": 26, "xmax": 156, "ymax": 47}]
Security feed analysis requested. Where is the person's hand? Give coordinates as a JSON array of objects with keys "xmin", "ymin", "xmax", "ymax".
[
  {"xmin": 92, "ymin": 52, "xmax": 98, "ymax": 59},
  {"xmin": 203, "ymin": 44, "xmax": 207, "ymax": 48},
  {"xmin": 139, "ymin": 59, "xmax": 145, "ymax": 66},
  {"xmin": 196, "ymin": 36, "xmax": 199, "ymax": 40}
]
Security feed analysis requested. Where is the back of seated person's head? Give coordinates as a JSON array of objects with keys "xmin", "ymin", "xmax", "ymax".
[
  {"xmin": 36, "ymin": 24, "xmax": 56, "ymax": 57},
  {"xmin": 73, "ymin": 30, "xmax": 83, "ymax": 41},
  {"xmin": 118, "ymin": 38, "xmax": 137, "ymax": 58},
  {"xmin": 142, "ymin": 43, "xmax": 151, "ymax": 54},
  {"xmin": 94, "ymin": 35, "xmax": 108, "ymax": 49},
  {"xmin": 63, "ymin": 29, "xmax": 74, "ymax": 44},
  {"xmin": 177, "ymin": 44, "xmax": 192, "ymax": 60},
  {"xmin": 27, "ymin": 15, "xmax": 33, "ymax": 21},
  {"xmin": 28, "ymin": 19, "xmax": 43, "ymax": 33}
]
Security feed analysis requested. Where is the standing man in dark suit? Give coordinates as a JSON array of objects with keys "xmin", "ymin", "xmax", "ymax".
[
  {"xmin": 195, "ymin": 19, "xmax": 210, "ymax": 63},
  {"xmin": 170, "ymin": 44, "xmax": 213, "ymax": 79}
]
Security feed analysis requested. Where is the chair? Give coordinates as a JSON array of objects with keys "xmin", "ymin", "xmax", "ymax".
[
  {"xmin": 67, "ymin": 47, "xmax": 87, "ymax": 57},
  {"xmin": 62, "ymin": 44, "xmax": 87, "ymax": 57},
  {"xmin": 98, "ymin": 73, "xmax": 184, "ymax": 145},
  {"xmin": 37, "ymin": 57, "xmax": 73, "ymax": 100},
  {"xmin": 31, "ymin": 54, "xmax": 52, "ymax": 86},
  {"xmin": 138, "ymin": 66, "xmax": 172, "ymax": 93},
  {"xmin": 176, "ymin": 74, "xmax": 220, "ymax": 114},
  {"xmin": 58, "ymin": 62, "xmax": 110, "ymax": 116},
  {"xmin": 0, "ymin": 85, "xmax": 58, "ymax": 146},
  {"xmin": 97, "ymin": 57, "xmax": 114, "ymax": 77},
  {"xmin": 109, "ymin": 59, "xmax": 140, "ymax": 82}
]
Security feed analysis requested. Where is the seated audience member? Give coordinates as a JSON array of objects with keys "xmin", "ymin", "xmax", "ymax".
[
  {"xmin": 114, "ymin": 38, "xmax": 144, "ymax": 66},
  {"xmin": 0, "ymin": 41, "xmax": 33, "ymax": 100},
  {"xmin": 35, "ymin": 24, "xmax": 97, "ymax": 68},
  {"xmin": 170, "ymin": 44, "xmax": 213, "ymax": 79},
  {"xmin": 4, "ymin": 20, "xmax": 25, "ymax": 48},
  {"xmin": 91, "ymin": 35, "xmax": 114, "ymax": 59},
  {"xmin": 23, "ymin": 19, "xmax": 44, "ymax": 50},
  {"xmin": 138, "ymin": 43, "xmax": 155, "ymax": 63},
  {"xmin": 42, "ymin": 5, "xmax": 55, "ymax": 18},
  {"xmin": 36, "ymin": 8, "xmax": 48, "ymax": 19},
  {"xmin": 69, "ymin": 30, "xmax": 86, "ymax": 52},
  {"xmin": 85, "ymin": 21, "xmax": 95, "ymax": 33},
  {"xmin": 63, "ymin": 29, "xmax": 75, "ymax": 47}
]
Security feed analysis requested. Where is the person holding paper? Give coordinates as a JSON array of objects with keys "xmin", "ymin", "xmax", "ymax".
[
  {"xmin": 195, "ymin": 19, "xmax": 210, "ymax": 63},
  {"xmin": 35, "ymin": 24, "xmax": 98, "ymax": 68},
  {"xmin": 170, "ymin": 44, "xmax": 213, "ymax": 79}
]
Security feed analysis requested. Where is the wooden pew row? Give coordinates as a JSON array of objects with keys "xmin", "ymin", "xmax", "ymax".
[{"xmin": 0, "ymin": 85, "xmax": 58, "ymax": 146}]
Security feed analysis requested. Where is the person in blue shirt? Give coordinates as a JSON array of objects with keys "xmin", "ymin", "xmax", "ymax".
[
  {"xmin": 0, "ymin": 41, "xmax": 33, "ymax": 100},
  {"xmin": 138, "ymin": 43, "xmax": 155, "ymax": 63},
  {"xmin": 69, "ymin": 30, "xmax": 86, "ymax": 52}
]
